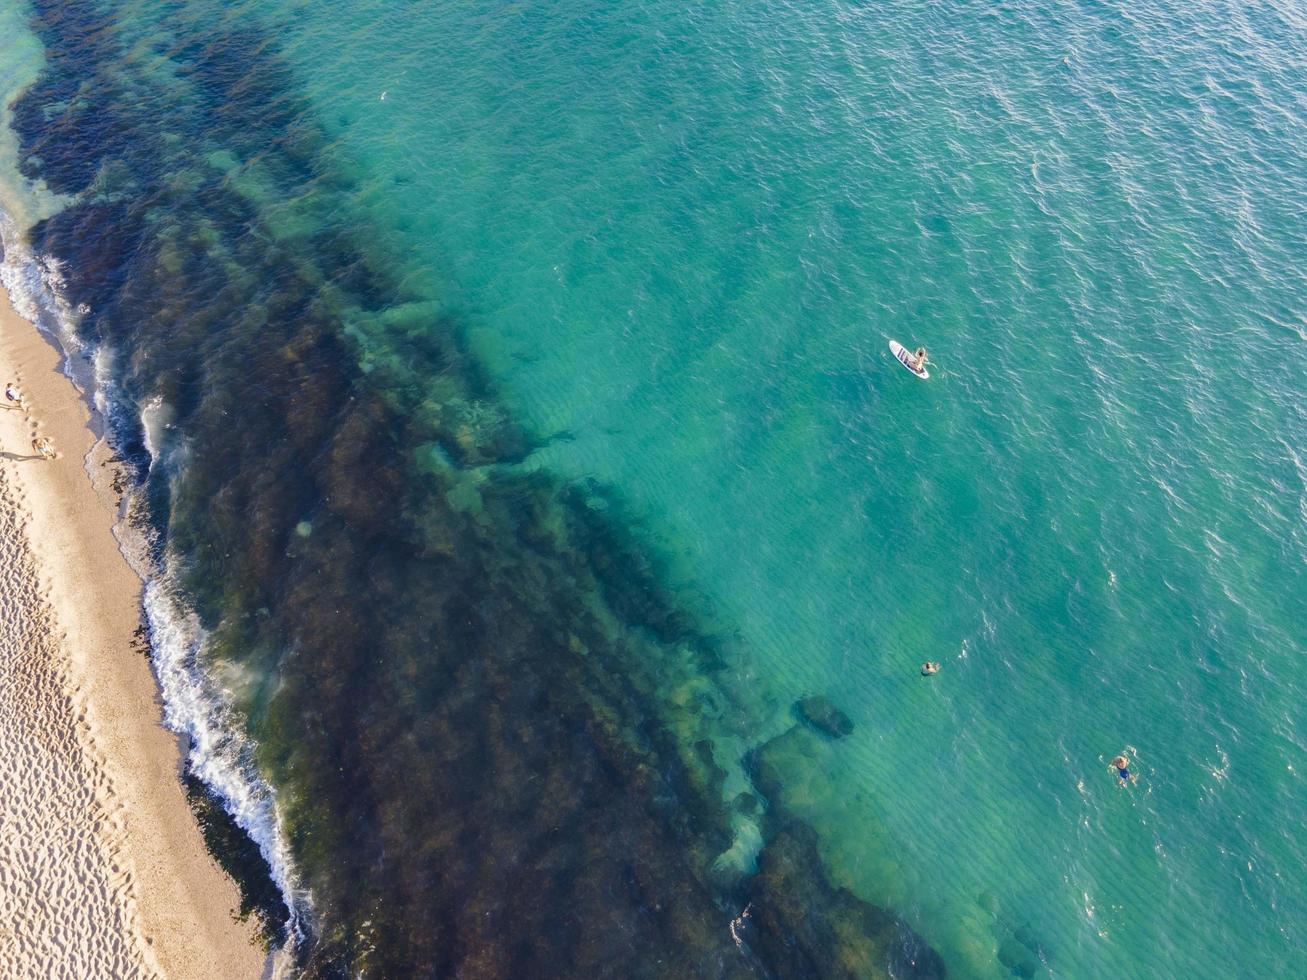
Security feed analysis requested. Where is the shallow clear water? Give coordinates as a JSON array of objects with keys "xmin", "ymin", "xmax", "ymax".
[{"xmin": 2, "ymin": 0, "xmax": 1305, "ymax": 976}]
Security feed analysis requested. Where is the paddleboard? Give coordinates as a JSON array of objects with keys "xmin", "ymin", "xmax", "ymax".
[{"xmin": 889, "ymin": 340, "xmax": 929, "ymax": 379}]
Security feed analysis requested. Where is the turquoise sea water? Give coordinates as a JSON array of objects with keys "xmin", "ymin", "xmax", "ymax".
[{"xmin": 2, "ymin": 0, "xmax": 1305, "ymax": 975}]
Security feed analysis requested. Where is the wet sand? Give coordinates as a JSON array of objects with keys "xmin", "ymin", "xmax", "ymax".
[{"xmin": 0, "ymin": 287, "xmax": 266, "ymax": 978}]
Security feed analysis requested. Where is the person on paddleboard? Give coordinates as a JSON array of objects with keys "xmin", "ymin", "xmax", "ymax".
[
  {"xmin": 1109, "ymin": 754, "xmax": 1135, "ymax": 786},
  {"xmin": 912, "ymin": 347, "xmax": 928, "ymax": 372}
]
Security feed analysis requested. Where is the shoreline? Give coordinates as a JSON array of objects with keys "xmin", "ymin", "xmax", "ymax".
[{"xmin": 0, "ymin": 285, "xmax": 267, "ymax": 978}]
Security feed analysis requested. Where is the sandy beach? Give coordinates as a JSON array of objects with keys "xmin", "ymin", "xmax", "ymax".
[{"xmin": 0, "ymin": 287, "xmax": 266, "ymax": 978}]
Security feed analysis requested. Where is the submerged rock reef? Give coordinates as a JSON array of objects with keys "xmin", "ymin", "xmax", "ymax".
[
  {"xmin": 12, "ymin": 2, "xmax": 945, "ymax": 976},
  {"xmin": 795, "ymin": 695, "xmax": 856, "ymax": 740}
]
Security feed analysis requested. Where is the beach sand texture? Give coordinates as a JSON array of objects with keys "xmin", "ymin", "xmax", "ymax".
[
  {"xmin": 0, "ymin": 289, "xmax": 265, "ymax": 978},
  {"xmin": 0, "ymin": 464, "xmax": 154, "ymax": 977}
]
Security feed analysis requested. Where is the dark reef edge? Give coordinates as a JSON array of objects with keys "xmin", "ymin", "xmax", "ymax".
[{"xmin": 183, "ymin": 769, "xmax": 291, "ymax": 948}]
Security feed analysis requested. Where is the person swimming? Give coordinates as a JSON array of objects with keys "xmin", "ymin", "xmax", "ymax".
[
  {"xmin": 921, "ymin": 661, "xmax": 940, "ymax": 676},
  {"xmin": 1109, "ymin": 754, "xmax": 1135, "ymax": 786}
]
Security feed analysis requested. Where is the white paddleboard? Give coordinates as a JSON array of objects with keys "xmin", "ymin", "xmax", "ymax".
[{"xmin": 889, "ymin": 340, "xmax": 929, "ymax": 379}]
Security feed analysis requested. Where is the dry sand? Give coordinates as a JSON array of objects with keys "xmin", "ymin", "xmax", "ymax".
[{"xmin": 0, "ymin": 287, "xmax": 267, "ymax": 979}]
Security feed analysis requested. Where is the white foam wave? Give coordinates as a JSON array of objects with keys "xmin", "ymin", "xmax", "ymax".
[
  {"xmin": 141, "ymin": 572, "xmax": 311, "ymax": 941},
  {"xmin": 137, "ymin": 393, "xmax": 175, "ymax": 466},
  {"xmin": 0, "ymin": 208, "xmax": 310, "ymax": 953}
]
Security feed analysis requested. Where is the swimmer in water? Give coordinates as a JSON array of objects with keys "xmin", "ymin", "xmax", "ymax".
[
  {"xmin": 1109, "ymin": 754, "xmax": 1135, "ymax": 786},
  {"xmin": 921, "ymin": 661, "xmax": 940, "ymax": 676}
]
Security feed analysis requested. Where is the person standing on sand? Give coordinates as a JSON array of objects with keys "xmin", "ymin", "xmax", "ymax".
[
  {"xmin": 4, "ymin": 383, "xmax": 20, "ymax": 408},
  {"xmin": 32, "ymin": 436, "xmax": 54, "ymax": 460}
]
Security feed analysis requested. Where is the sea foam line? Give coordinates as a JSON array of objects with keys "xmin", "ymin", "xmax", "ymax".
[{"xmin": 0, "ymin": 214, "xmax": 311, "ymax": 953}]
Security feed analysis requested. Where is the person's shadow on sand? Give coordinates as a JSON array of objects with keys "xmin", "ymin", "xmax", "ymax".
[{"xmin": 0, "ymin": 451, "xmax": 46, "ymax": 461}]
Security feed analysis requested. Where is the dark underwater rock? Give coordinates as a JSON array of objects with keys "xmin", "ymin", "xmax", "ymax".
[
  {"xmin": 732, "ymin": 791, "xmax": 760, "ymax": 816},
  {"xmin": 746, "ymin": 724, "xmax": 828, "ymax": 818},
  {"xmin": 794, "ymin": 695, "xmax": 855, "ymax": 739},
  {"xmin": 745, "ymin": 823, "xmax": 946, "ymax": 980},
  {"xmin": 743, "ymin": 727, "xmax": 947, "ymax": 978},
  {"xmin": 998, "ymin": 936, "xmax": 1040, "ymax": 979}
]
